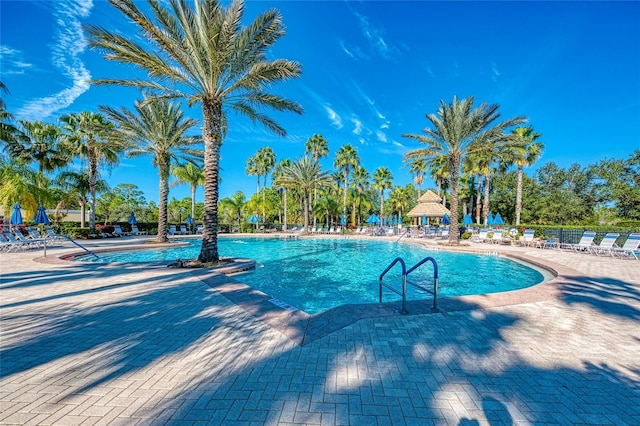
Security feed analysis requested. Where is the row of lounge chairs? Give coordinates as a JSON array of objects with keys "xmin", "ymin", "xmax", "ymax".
[
  {"xmin": 309, "ymin": 226, "xmax": 344, "ymax": 234},
  {"xmin": 0, "ymin": 227, "xmax": 59, "ymax": 252},
  {"xmin": 168, "ymin": 224, "xmax": 203, "ymax": 235},
  {"xmin": 473, "ymin": 228, "xmax": 639, "ymax": 260}
]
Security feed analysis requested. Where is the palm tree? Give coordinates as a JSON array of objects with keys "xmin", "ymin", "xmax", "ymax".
[
  {"xmin": 273, "ymin": 156, "xmax": 332, "ymax": 232},
  {"xmin": 101, "ymin": 98, "xmax": 202, "ymax": 242},
  {"xmin": 55, "ymin": 171, "xmax": 108, "ymax": 228},
  {"xmin": 7, "ymin": 121, "xmax": 68, "ymax": 190},
  {"xmin": 254, "ymin": 146, "xmax": 276, "ymax": 220},
  {"xmin": 510, "ymin": 126, "xmax": 543, "ymax": 225},
  {"xmin": 220, "ymin": 190, "xmax": 246, "ymax": 231},
  {"xmin": 172, "ymin": 161, "xmax": 205, "ymax": 230},
  {"xmin": 351, "ymin": 166, "xmax": 370, "ymax": 224},
  {"xmin": 0, "ymin": 158, "xmax": 41, "ymax": 219},
  {"xmin": 407, "ymin": 158, "xmax": 427, "ymax": 197},
  {"xmin": 272, "ymin": 158, "xmax": 291, "ymax": 231},
  {"xmin": 388, "ymin": 185, "xmax": 411, "ymax": 221},
  {"xmin": 373, "ymin": 167, "xmax": 393, "ymax": 223},
  {"xmin": 245, "ymin": 154, "xmax": 261, "ymax": 194},
  {"xmin": 403, "ymin": 96, "xmax": 526, "ymax": 243},
  {"xmin": 334, "ymin": 144, "xmax": 359, "ymax": 222},
  {"xmin": 60, "ymin": 111, "xmax": 124, "ymax": 233},
  {"xmin": 0, "ymin": 82, "xmax": 24, "ymax": 146},
  {"xmin": 305, "ymin": 133, "xmax": 329, "ymax": 225},
  {"xmin": 87, "ymin": 0, "xmax": 302, "ymax": 263}
]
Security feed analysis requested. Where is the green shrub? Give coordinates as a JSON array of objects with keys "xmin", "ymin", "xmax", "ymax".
[{"xmin": 461, "ymin": 232, "xmax": 472, "ymax": 240}]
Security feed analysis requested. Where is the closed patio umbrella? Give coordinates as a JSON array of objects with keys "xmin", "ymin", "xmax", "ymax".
[
  {"xmin": 442, "ymin": 213, "xmax": 450, "ymax": 225},
  {"xmin": 128, "ymin": 212, "xmax": 137, "ymax": 225},
  {"xmin": 365, "ymin": 214, "xmax": 379, "ymax": 224},
  {"xmin": 34, "ymin": 206, "xmax": 50, "ymax": 225},
  {"xmin": 10, "ymin": 203, "xmax": 22, "ymax": 226},
  {"xmin": 463, "ymin": 213, "xmax": 473, "ymax": 225},
  {"xmin": 494, "ymin": 213, "xmax": 504, "ymax": 225},
  {"xmin": 340, "ymin": 214, "xmax": 346, "ymax": 226},
  {"xmin": 487, "ymin": 212, "xmax": 494, "ymax": 225},
  {"xmin": 422, "ymin": 214, "xmax": 427, "ymax": 226}
]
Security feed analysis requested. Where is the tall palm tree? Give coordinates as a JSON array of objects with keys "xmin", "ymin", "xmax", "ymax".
[
  {"xmin": 407, "ymin": 158, "xmax": 427, "ymax": 197},
  {"xmin": 373, "ymin": 167, "xmax": 393, "ymax": 223},
  {"xmin": 245, "ymin": 154, "xmax": 261, "ymax": 194},
  {"xmin": 334, "ymin": 144, "xmax": 359, "ymax": 220},
  {"xmin": 388, "ymin": 185, "xmax": 411, "ymax": 220},
  {"xmin": 0, "ymin": 158, "xmax": 41, "ymax": 219},
  {"xmin": 403, "ymin": 96, "xmax": 526, "ymax": 243},
  {"xmin": 305, "ymin": 134, "xmax": 329, "ymax": 225},
  {"xmin": 60, "ymin": 111, "xmax": 123, "ymax": 233},
  {"xmin": 87, "ymin": 0, "xmax": 302, "ymax": 263},
  {"xmin": 273, "ymin": 156, "xmax": 332, "ymax": 232},
  {"xmin": 272, "ymin": 158, "xmax": 291, "ymax": 230},
  {"xmin": 0, "ymin": 82, "xmax": 24, "ymax": 146},
  {"xmin": 101, "ymin": 98, "xmax": 202, "ymax": 242},
  {"xmin": 254, "ymin": 146, "xmax": 276, "ymax": 220},
  {"xmin": 351, "ymin": 166, "xmax": 370, "ymax": 225},
  {"xmin": 510, "ymin": 126, "xmax": 543, "ymax": 225},
  {"xmin": 172, "ymin": 161, "xmax": 205, "ymax": 230}
]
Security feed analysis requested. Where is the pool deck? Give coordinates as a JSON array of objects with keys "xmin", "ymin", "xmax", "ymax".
[{"xmin": 1, "ymin": 234, "xmax": 639, "ymax": 425}]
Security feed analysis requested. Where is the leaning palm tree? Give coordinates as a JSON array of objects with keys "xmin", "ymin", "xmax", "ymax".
[
  {"xmin": 373, "ymin": 167, "xmax": 393, "ymax": 223},
  {"xmin": 334, "ymin": 144, "xmax": 359, "ymax": 222},
  {"xmin": 510, "ymin": 126, "xmax": 543, "ymax": 225},
  {"xmin": 273, "ymin": 156, "xmax": 332, "ymax": 232},
  {"xmin": 403, "ymin": 96, "xmax": 526, "ymax": 243},
  {"xmin": 60, "ymin": 111, "xmax": 124, "ymax": 234},
  {"xmin": 101, "ymin": 97, "xmax": 202, "ymax": 242},
  {"xmin": 86, "ymin": 0, "xmax": 303, "ymax": 263},
  {"xmin": 172, "ymin": 161, "xmax": 205, "ymax": 230}
]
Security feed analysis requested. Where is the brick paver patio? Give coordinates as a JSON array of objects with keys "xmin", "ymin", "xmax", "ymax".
[{"xmin": 1, "ymin": 235, "xmax": 639, "ymax": 425}]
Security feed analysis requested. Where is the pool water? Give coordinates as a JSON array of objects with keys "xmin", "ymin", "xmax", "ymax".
[{"xmin": 74, "ymin": 237, "xmax": 545, "ymax": 314}]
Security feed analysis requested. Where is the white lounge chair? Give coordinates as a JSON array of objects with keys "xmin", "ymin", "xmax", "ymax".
[
  {"xmin": 612, "ymin": 233, "xmax": 640, "ymax": 260},
  {"xmin": 564, "ymin": 231, "xmax": 597, "ymax": 252},
  {"xmin": 519, "ymin": 230, "xmax": 535, "ymax": 246},
  {"xmin": 473, "ymin": 229, "xmax": 490, "ymax": 243},
  {"xmin": 590, "ymin": 233, "xmax": 619, "ymax": 256}
]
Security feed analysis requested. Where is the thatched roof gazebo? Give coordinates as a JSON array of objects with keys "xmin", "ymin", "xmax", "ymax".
[{"xmin": 407, "ymin": 189, "xmax": 451, "ymax": 226}]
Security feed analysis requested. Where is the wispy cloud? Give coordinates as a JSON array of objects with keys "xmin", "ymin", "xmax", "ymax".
[
  {"xmin": 376, "ymin": 130, "xmax": 387, "ymax": 143},
  {"xmin": 351, "ymin": 117, "xmax": 363, "ymax": 135},
  {"xmin": 325, "ymin": 105, "xmax": 343, "ymax": 129},
  {"xmin": 339, "ymin": 40, "xmax": 369, "ymax": 61},
  {"xmin": 0, "ymin": 46, "xmax": 33, "ymax": 75},
  {"xmin": 16, "ymin": 0, "xmax": 93, "ymax": 121},
  {"xmin": 491, "ymin": 62, "xmax": 501, "ymax": 83},
  {"xmin": 347, "ymin": 7, "xmax": 398, "ymax": 60}
]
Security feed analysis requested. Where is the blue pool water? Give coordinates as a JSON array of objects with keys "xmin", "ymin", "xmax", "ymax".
[{"xmin": 74, "ymin": 237, "xmax": 545, "ymax": 314}]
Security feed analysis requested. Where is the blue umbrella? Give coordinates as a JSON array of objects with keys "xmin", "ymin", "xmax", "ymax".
[
  {"xmin": 340, "ymin": 214, "xmax": 346, "ymax": 226},
  {"xmin": 129, "ymin": 212, "xmax": 137, "ymax": 225},
  {"xmin": 487, "ymin": 212, "xmax": 494, "ymax": 225},
  {"xmin": 442, "ymin": 213, "xmax": 450, "ymax": 225},
  {"xmin": 365, "ymin": 214, "xmax": 378, "ymax": 224},
  {"xmin": 494, "ymin": 213, "xmax": 504, "ymax": 225},
  {"xmin": 247, "ymin": 214, "xmax": 260, "ymax": 223},
  {"xmin": 463, "ymin": 213, "xmax": 473, "ymax": 225},
  {"xmin": 186, "ymin": 214, "xmax": 193, "ymax": 225},
  {"xmin": 10, "ymin": 203, "xmax": 22, "ymax": 225},
  {"xmin": 34, "ymin": 206, "xmax": 50, "ymax": 225},
  {"xmin": 422, "ymin": 214, "xmax": 427, "ymax": 226}
]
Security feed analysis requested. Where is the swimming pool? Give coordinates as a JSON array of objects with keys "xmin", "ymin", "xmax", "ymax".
[{"xmin": 73, "ymin": 237, "xmax": 546, "ymax": 314}]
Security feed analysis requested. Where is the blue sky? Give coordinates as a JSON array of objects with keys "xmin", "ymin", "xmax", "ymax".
[{"xmin": 2, "ymin": 0, "xmax": 639, "ymax": 204}]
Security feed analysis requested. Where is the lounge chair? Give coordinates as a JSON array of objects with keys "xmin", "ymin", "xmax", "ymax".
[
  {"xmin": 563, "ymin": 231, "xmax": 597, "ymax": 252},
  {"xmin": 180, "ymin": 225, "xmax": 189, "ymax": 235},
  {"xmin": 131, "ymin": 225, "xmax": 148, "ymax": 236},
  {"xmin": 196, "ymin": 224, "xmax": 203, "ymax": 234},
  {"xmin": 519, "ymin": 230, "xmax": 535, "ymax": 246},
  {"xmin": 168, "ymin": 225, "xmax": 177, "ymax": 235},
  {"xmin": 611, "ymin": 233, "xmax": 640, "ymax": 260},
  {"xmin": 113, "ymin": 225, "xmax": 129, "ymax": 236},
  {"xmin": 439, "ymin": 228, "xmax": 449, "ymax": 239},
  {"xmin": 6, "ymin": 230, "xmax": 40, "ymax": 249},
  {"xmin": 589, "ymin": 233, "xmax": 619, "ymax": 256},
  {"xmin": 0, "ymin": 232, "xmax": 19, "ymax": 252}
]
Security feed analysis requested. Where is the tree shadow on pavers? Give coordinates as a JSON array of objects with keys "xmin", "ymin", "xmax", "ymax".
[
  {"xmin": 0, "ymin": 270, "xmax": 278, "ymax": 399},
  {"xmin": 558, "ymin": 275, "xmax": 640, "ymax": 320},
  {"xmin": 138, "ymin": 298, "xmax": 640, "ymax": 426},
  {"xmin": 0, "ymin": 261, "xmax": 162, "ymax": 291}
]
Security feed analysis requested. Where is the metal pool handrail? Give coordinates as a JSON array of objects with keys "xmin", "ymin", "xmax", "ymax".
[{"xmin": 379, "ymin": 256, "xmax": 438, "ymax": 314}]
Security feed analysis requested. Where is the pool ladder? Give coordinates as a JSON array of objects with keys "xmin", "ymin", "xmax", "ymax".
[{"xmin": 379, "ymin": 256, "xmax": 438, "ymax": 314}]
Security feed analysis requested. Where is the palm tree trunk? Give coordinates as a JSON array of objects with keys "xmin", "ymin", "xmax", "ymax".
[
  {"xmin": 303, "ymin": 192, "xmax": 310, "ymax": 232},
  {"xmin": 483, "ymin": 172, "xmax": 491, "ymax": 225},
  {"xmin": 283, "ymin": 189, "xmax": 288, "ymax": 232},
  {"xmin": 448, "ymin": 157, "xmax": 460, "ymax": 244},
  {"xmin": 198, "ymin": 99, "xmax": 221, "ymax": 263},
  {"xmin": 475, "ymin": 173, "xmax": 482, "ymax": 224},
  {"xmin": 380, "ymin": 190, "xmax": 384, "ymax": 226},
  {"xmin": 88, "ymin": 149, "xmax": 98, "ymax": 234},
  {"xmin": 515, "ymin": 165, "xmax": 523, "ymax": 225},
  {"xmin": 157, "ymin": 159, "xmax": 170, "ymax": 243},
  {"xmin": 343, "ymin": 169, "xmax": 348, "ymax": 219},
  {"xmin": 79, "ymin": 199, "xmax": 86, "ymax": 228},
  {"xmin": 190, "ymin": 183, "xmax": 196, "ymax": 232}
]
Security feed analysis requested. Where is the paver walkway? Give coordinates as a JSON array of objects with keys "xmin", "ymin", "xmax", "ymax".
[{"xmin": 1, "ymin": 236, "xmax": 639, "ymax": 425}]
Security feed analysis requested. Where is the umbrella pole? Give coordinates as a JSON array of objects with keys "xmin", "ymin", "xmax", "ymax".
[{"xmin": 43, "ymin": 237, "xmax": 47, "ymax": 258}]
